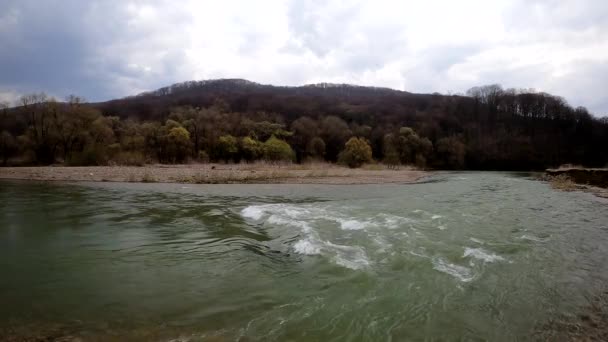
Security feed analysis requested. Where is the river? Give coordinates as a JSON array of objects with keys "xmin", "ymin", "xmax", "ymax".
[{"xmin": 1, "ymin": 172, "xmax": 607, "ymax": 340}]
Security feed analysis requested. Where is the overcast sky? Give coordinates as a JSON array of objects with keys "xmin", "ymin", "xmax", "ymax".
[{"xmin": 0, "ymin": 0, "xmax": 607, "ymax": 116}]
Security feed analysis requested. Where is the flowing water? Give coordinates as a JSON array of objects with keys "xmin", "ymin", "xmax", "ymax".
[{"xmin": 1, "ymin": 173, "xmax": 608, "ymax": 341}]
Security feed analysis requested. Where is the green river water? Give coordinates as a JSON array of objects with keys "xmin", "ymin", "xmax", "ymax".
[{"xmin": 1, "ymin": 172, "xmax": 607, "ymax": 341}]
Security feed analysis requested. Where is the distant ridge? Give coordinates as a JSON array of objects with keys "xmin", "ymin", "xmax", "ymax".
[
  {"xmin": 3, "ymin": 77, "xmax": 606, "ymax": 170},
  {"xmin": 131, "ymin": 78, "xmax": 410, "ymax": 99}
]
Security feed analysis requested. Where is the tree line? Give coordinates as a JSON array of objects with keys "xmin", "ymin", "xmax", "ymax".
[{"xmin": 1, "ymin": 81, "xmax": 607, "ymax": 169}]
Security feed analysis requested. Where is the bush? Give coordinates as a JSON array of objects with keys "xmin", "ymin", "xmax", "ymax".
[
  {"xmin": 263, "ymin": 136, "xmax": 295, "ymax": 162},
  {"xmin": 216, "ymin": 135, "xmax": 239, "ymax": 162},
  {"xmin": 306, "ymin": 137, "xmax": 326, "ymax": 159},
  {"xmin": 241, "ymin": 136, "xmax": 263, "ymax": 162},
  {"xmin": 338, "ymin": 137, "xmax": 373, "ymax": 168}
]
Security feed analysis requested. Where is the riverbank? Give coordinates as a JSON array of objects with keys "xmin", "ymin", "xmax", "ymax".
[
  {"xmin": 546, "ymin": 167, "xmax": 608, "ymax": 188},
  {"xmin": 541, "ymin": 168, "xmax": 608, "ymax": 199},
  {"xmin": 0, "ymin": 163, "xmax": 428, "ymax": 185}
]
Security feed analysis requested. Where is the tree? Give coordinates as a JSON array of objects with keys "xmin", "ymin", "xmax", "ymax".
[
  {"xmin": 179, "ymin": 106, "xmax": 206, "ymax": 157},
  {"xmin": 167, "ymin": 126, "xmax": 191, "ymax": 163},
  {"xmin": 241, "ymin": 136, "xmax": 263, "ymax": 162},
  {"xmin": 466, "ymin": 84, "xmax": 503, "ymax": 113},
  {"xmin": 263, "ymin": 136, "xmax": 295, "ymax": 162},
  {"xmin": 216, "ymin": 135, "xmax": 239, "ymax": 162},
  {"xmin": 19, "ymin": 93, "xmax": 58, "ymax": 164},
  {"xmin": 395, "ymin": 127, "xmax": 433, "ymax": 167},
  {"xmin": 306, "ymin": 137, "xmax": 326, "ymax": 160},
  {"xmin": 321, "ymin": 116, "xmax": 352, "ymax": 161},
  {"xmin": 338, "ymin": 137, "xmax": 373, "ymax": 168},
  {"xmin": 141, "ymin": 122, "xmax": 164, "ymax": 162},
  {"xmin": 291, "ymin": 116, "xmax": 319, "ymax": 161},
  {"xmin": 436, "ymin": 136, "xmax": 466, "ymax": 169},
  {"xmin": 242, "ymin": 120, "xmax": 291, "ymax": 142},
  {"xmin": 83, "ymin": 116, "xmax": 116, "ymax": 165},
  {"xmin": 2, "ymin": 80, "xmax": 607, "ymax": 170},
  {"xmin": 52, "ymin": 102, "xmax": 101, "ymax": 162},
  {"xmin": 382, "ymin": 134, "xmax": 400, "ymax": 168}
]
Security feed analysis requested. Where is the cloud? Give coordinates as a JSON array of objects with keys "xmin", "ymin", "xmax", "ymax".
[{"xmin": 0, "ymin": 0, "xmax": 606, "ymax": 116}]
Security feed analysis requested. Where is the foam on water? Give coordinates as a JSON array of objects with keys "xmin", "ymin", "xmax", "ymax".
[
  {"xmin": 333, "ymin": 254, "xmax": 369, "ymax": 270},
  {"xmin": 432, "ymin": 258, "xmax": 474, "ymax": 282},
  {"xmin": 463, "ymin": 247, "xmax": 505, "ymax": 262},
  {"xmin": 376, "ymin": 213, "xmax": 415, "ymax": 229},
  {"xmin": 338, "ymin": 219, "xmax": 371, "ymax": 230},
  {"xmin": 267, "ymin": 215, "xmax": 312, "ymax": 232},
  {"xmin": 431, "ymin": 215, "xmax": 442, "ymax": 220},
  {"xmin": 241, "ymin": 205, "xmax": 267, "ymax": 220},
  {"xmin": 519, "ymin": 234, "xmax": 549, "ymax": 242},
  {"xmin": 469, "ymin": 237, "xmax": 485, "ymax": 244},
  {"xmin": 293, "ymin": 239, "xmax": 322, "ymax": 255},
  {"xmin": 293, "ymin": 237, "xmax": 371, "ymax": 269},
  {"xmin": 326, "ymin": 242, "xmax": 370, "ymax": 270},
  {"xmin": 241, "ymin": 203, "xmax": 372, "ymax": 270}
]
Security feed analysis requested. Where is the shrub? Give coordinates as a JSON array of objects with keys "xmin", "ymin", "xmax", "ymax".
[
  {"xmin": 241, "ymin": 136, "xmax": 263, "ymax": 162},
  {"xmin": 306, "ymin": 137, "xmax": 326, "ymax": 159},
  {"xmin": 338, "ymin": 137, "xmax": 373, "ymax": 168},
  {"xmin": 263, "ymin": 136, "xmax": 295, "ymax": 162},
  {"xmin": 216, "ymin": 135, "xmax": 239, "ymax": 162}
]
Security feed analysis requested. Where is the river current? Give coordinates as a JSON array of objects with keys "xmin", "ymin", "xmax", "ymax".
[{"xmin": 1, "ymin": 172, "xmax": 607, "ymax": 340}]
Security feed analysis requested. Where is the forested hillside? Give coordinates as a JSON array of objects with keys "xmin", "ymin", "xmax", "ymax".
[{"xmin": 1, "ymin": 79, "xmax": 607, "ymax": 169}]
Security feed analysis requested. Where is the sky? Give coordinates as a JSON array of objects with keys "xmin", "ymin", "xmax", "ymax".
[{"xmin": 0, "ymin": 0, "xmax": 607, "ymax": 116}]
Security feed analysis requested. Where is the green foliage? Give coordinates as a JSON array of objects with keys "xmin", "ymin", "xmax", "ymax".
[
  {"xmin": 338, "ymin": 137, "xmax": 373, "ymax": 168},
  {"xmin": 291, "ymin": 116, "xmax": 319, "ymax": 161},
  {"xmin": 383, "ymin": 134, "xmax": 400, "ymax": 168},
  {"xmin": 263, "ymin": 136, "xmax": 295, "ymax": 162},
  {"xmin": 165, "ymin": 119, "xmax": 182, "ymax": 130},
  {"xmin": 242, "ymin": 120, "xmax": 290, "ymax": 141},
  {"xmin": 216, "ymin": 135, "xmax": 239, "ymax": 162},
  {"xmin": 167, "ymin": 126, "xmax": 191, "ymax": 163},
  {"xmin": 5, "ymin": 81, "xmax": 606, "ymax": 170},
  {"xmin": 383, "ymin": 127, "xmax": 433, "ymax": 167},
  {"xmin": 241, "ymin": 136, "xmax": 263, "ymax": 162}
]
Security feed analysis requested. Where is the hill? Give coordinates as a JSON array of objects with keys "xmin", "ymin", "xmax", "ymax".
[{"xmin": 1, "ymin": 79, "xmax": 607, "ymax": 169}]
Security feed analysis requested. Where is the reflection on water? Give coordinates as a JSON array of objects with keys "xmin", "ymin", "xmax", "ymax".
[{"xmin": 1, "ymin": 173, "xmax": 608, "ymax": 341}]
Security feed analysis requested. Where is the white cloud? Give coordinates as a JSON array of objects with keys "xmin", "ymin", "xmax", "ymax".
[
  {"xmin": 0, "ymin": 90, "xmax": 21, "ymax": 105},
  {"xmin": 0, "ymin": 0, "xmax": 606, "ymax": 115}
]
